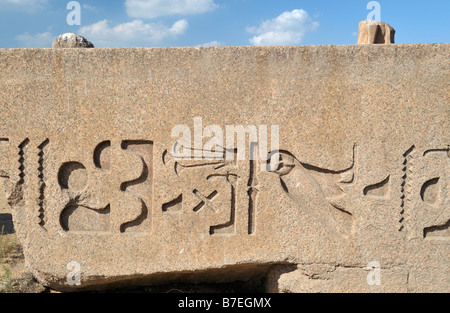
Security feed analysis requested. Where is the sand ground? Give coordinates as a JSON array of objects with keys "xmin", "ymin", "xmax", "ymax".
[{"xmin": 0, "ymin": 181, "xmax": 43, "ymax": 293}]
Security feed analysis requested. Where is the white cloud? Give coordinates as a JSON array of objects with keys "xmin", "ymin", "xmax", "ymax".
[
  {"xmin": 247, "ymin": 9, "xmax": 319, "ymax": 46},
  {"xmin": 125, "ymin": 0, "xmax": 218, "ymax": 19},
  {"xmin": 197, "ymin": 40, "xmax": 223, "ymax": 47},
  {"xmin": 79, "ymin": 19, "xmax": 188, "ymax": 47},
  {"xmin": 15, "ymin": 32, "xmax": 53, "ymax": 48},
  {"xmin": 0, "ymin": 0, "xmax": 47, "ymax": 11}
]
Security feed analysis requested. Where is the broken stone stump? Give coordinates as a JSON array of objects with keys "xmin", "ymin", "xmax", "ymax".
[
  {"xmin": 0, "ymin": 44, "xmax": 448, "ymax": 292},
  {"xmin": 357, "ymin": 20, "xmax": 395, "ymax": 44},
  {"xmin": 52, "ymin": 33, "xmax": 94, "ymax": 49}
]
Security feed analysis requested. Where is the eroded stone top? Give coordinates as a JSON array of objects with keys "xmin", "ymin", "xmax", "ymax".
[
  {"xmin": 357, "ymin": 20, "xmax": 395, "ymax": 44},
  {"xmin": 52, "ymin": 33, "xmax": 94, "ymax": 49}
]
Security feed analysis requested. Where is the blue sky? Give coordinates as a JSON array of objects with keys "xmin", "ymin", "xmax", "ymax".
[{"xmin": 0, "ymin": 0, "xmax": 448, "ymax": 48}]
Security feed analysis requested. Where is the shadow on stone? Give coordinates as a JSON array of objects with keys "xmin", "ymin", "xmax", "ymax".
[{"xmin": 0, "ymin": 213, "xmax": 14, "ymax": 235}]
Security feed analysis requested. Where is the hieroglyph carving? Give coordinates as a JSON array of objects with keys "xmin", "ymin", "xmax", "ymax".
[
  {"xmin": 162, "ymin": 145, "xmax": 257, "ymax": 236},
  {"xmin": 58, "ymin": 140, "xmax": 153, "ymax": 234},
  {"xmin": 402, "ymin": 146, "xmax": 449, "ymax": 240},
  {"xmin": 266, "ymin": 145, "xmax": 358, "ymax": 237},
  {"xmin": 4, "ymin": 138, "xmax": 448, "ymax": 241}
]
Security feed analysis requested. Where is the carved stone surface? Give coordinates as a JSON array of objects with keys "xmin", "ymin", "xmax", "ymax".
[
  {"xmin": 357, "ymin": 20, "xmax": 395, "ymax": 44},
  {"xmin": 0, "ymin": 44, "xmax": 448, "ymax": 292}
]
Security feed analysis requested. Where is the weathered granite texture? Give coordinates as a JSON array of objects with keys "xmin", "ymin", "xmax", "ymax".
[
  {"xmin": 52, "ymin": 33, "xmax": 94, "ymax": 49},
  {"xmin": 357, "ymin": 20, "xmax": 395, "ymax": 44},
  {"xmin": 0, "ymin": 44, "xmax": 448, "ymax": 292}
]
